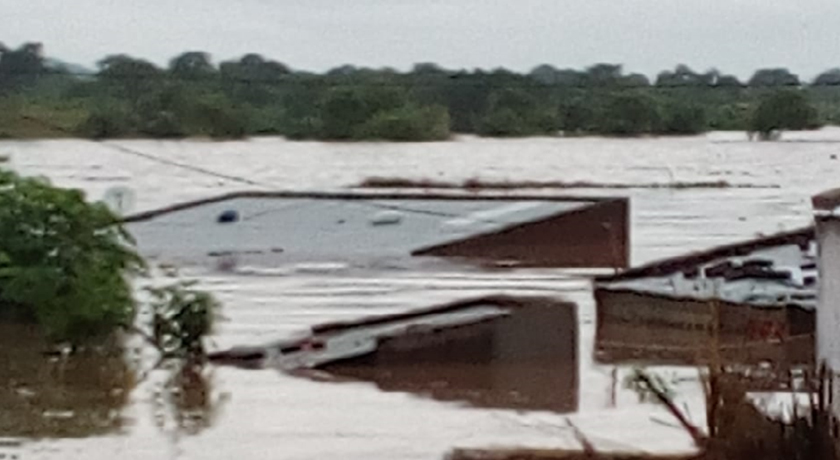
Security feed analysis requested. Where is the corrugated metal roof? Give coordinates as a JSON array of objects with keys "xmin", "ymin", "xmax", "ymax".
[
  {"xmin": 126, "ymin": 196, "xmax": 591, "ymax": 265},
  {"xmin": 597, "ymin": 233, "xmax": 818, "ymax": 309},
  {"xmin": 269, "ymin": 303, "xmax": 510, "ymax": 370}
]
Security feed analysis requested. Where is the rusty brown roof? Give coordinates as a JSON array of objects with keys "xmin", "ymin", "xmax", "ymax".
[{"xmin": 812, "ymin": 188, "xmax": 840, "ymax": 211}]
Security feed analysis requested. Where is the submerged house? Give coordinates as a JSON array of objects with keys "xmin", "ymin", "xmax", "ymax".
[
  {"xmin": 594, "ymin": 227, "xmax": 816, "ymax": 366},
  {"xmin": 210, "ymin": 295, "xmax": 579, "ymax": 413},
  {"xmin": 121, "ymin": 190, "xmax": 629, "ymax": 270},
  {"xmin": 121, "ymin": 190, "xmax": 610, "ymax": 413}
]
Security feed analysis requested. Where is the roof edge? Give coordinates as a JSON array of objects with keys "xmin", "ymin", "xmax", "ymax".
[
  {"xmin": 311, "ymin": 294, "xmax": 571, "ymax": 335},
  {"xmin": 595, "ymin": 286, "xmax": 813, "ymax": 311},
  {"xmin": 813, "ymin": 187, "xmax": 840, "ymax": 212},
  {"xmin": 595, "ymin": 226, "xmax": 814, "ymax": 283},
  {"xmin": 120, "ymin": 189, "xmax": 627, "ymax": 224}
]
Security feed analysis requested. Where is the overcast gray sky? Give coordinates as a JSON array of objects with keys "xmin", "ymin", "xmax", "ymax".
[{"xmin": 3, "ymin": 0, "xmax": 840, "ymax": 79}]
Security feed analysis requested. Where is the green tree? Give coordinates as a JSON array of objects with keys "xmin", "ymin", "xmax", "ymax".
[
  {"xmin": 220, "ymin": 53, "xmax": 289, "ymax": 83},
  {"xmin": 97, "ymin": 54, "xmax": 164, "ymax": 106},
  {"xmin": 318, "ymin": 86, "xmax": 408, "ymax": 139},
  {"xmin": 0, "ymin": 42, "xmax": 47, "ymax": 90},
  {"xmin": 750, "ymin": 89, "xmax": 820, "ymax": 138},
  {"xmin": 656, "ymin": 64, "xmax": 707, "ymax": 87},
  {"xmin": 476, "ymin": 88, "xmax": 558, "ymax": 137},
  {"xmin": 813, "ymin": 69, "xmax": 840, "ymax": 86},
  {"xmin": 657, "ymin": 101, "xmax": 707, "ymax": 135},
  {"xmin": 596, "ymin": 92, "xmax": 660, "ymax": 136},
  {"xmin": 319, "ymin": 87, "xmax": 374, "ymax": 139},
  {"xmin": 75, "ymin": 106, "xmax": 134, "ymax": 139},
  {"xmin": 709, "ymin": 103, "xmax": 751, "ymax": 131},
  {"xmin": 279, "ymin": 85, "xmax": 325, "ymax": 139},
  {"xmin": 169, "ymin": 51, "xmax": 216, "ymax": 80},
  {"xmin": 98, "ymin": 54, "xmax": 162, "ymax": 81},
  {"xmin": 558, "ymin": 95, "xmax": 595, "ymax": 134},
  {"xmin": 191, "ymin": 95, "xmax": 248, "ymax": 139},
  {"xmin": 748, "ymin": 68, "xmax": 800, "ymax": 87},
  {"xmin": 622, "ymin": 73, "xmax": 651, "ymax": 87},
  {"xmin": 0, "ymin": 170, "xmax": 145, "ymax": 344},
  {"xmin": 585, "ymin": 63, "xmax": 624, "ymax": 87},
  {"xmin": 529, "ymin": 64, "xmax": 562, "ymax": 84},
  {"xmin": 713, "ymin": 74, "xmax": 743, "ymax": 88}
]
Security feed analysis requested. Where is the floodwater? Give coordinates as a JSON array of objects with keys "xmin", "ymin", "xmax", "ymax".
[{"xmin": 2, "ymin": 130, "xmax": 840, "ymax": 459}]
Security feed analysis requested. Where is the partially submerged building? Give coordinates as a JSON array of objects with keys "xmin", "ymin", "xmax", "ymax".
[
  {"xmin": 594, "ymin": 227, "xmax": 816, "ymax": 366},
  {"xmin": 127, "ymin": 190, "xmax": 604, "ymax": 412},
  {"xmin": 121, "ymin": 191, "xmax": 629, "ymax": 270},
  {"xmin": 210, "ymin": 295, "xmax": 579, "ymax": 413}
]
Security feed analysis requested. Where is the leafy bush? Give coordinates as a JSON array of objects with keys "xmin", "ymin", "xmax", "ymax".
[
  {"xmin": 145, "ymin": 281, "xmax": 219, "ymax": 359},
  {"xmin": 0, "ymin": 169, "xmax": 145, "ymax": 343}
]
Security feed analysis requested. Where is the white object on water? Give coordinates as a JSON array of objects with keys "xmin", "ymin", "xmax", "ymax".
[
  {"xmin": 370, "ymin": 210, "xmax": 403, "ymax": 226},
  {"xmin": 102, "ymin": 186, "xmax": 137, "ymax": 216}
]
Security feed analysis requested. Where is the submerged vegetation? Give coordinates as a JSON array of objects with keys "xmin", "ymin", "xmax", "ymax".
[
  {"xmin": 0, "ymin": 167, "xmax": 217, "ymax": 351},
  {"xmin": 0, "ymin": 169, "xmax": 144, "ymax": 344},
  {"xmin": 0, "ymin": 42, "xmax": 835, "ymax": 141},
  {"xmin": 0, "ymin": 168, "xmax": 219, "ymax": 437}
]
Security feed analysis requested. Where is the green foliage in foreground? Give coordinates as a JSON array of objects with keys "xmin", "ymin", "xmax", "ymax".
[
  {"xmin": 0, "ymin": 169, "xmax": 145, "ymax": 343},
  {"xmin": 0, "ymin": 41, "xmax": 832, "ymax": 140},
  {"xmin": 146, "ymin": 281, "xmax": 219, "ymax": 359},
  {"xmin": 0, "ymin": 169, "xmax": 217, "ymax": 353}
]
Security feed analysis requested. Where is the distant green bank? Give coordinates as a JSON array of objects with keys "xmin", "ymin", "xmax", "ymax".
[{"xmin": 0, "ymin": 42, "xmax": 835, "ymax": 141}]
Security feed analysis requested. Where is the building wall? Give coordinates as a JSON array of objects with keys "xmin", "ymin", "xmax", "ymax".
[
  {"xmin": 413, "ymin": 199, "xmax": 629, "ymax": 269},
  {"xmin": 323, "ymin": 298, "xmax": 578, "ymax": 413},
  {"xmin": 817, "ymin": 218, "xmax": 840, "ymax": 371},
  {"xmin": 815, "ymin": 217, "xmax": 840, "ymax": 419},
  {"xmin": 595, "ymin": 288, "xmax": 814, "ymax": 366}
]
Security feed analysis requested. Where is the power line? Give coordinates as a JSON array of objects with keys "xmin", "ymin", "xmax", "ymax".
[
  {"xmin": 19, "ymin": 114, "xmax": 271, "ymax": 188},
  {"xmin": 16, "ymin": 114, "xmax": 528, "ymax": 223}
]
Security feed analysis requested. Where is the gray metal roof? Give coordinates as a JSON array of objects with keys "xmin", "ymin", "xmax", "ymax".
[
  {"xmin": 598, "ymin": 237, "xmax": 818, "ymax": 309},
  {"xmin": 126, "ymin": 196, "xmax": 591, "ymax": 265},
  {"xmin": 269, "ymin": 303, "xmax": 510, "ymax": 369}
]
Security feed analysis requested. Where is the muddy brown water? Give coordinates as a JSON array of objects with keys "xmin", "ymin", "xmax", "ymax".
[
  {"xmin": 3, "ymin": 131, "xmax": 840, "ymax": 459},
  {"xmin": 0, "ymin": 324, "xmax": 132, "ymax": 438}
]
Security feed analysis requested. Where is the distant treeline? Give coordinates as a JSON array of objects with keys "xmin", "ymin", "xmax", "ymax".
[{"xmin": 0, "ymin": 42, "xmax": 834, "ymax": 141}]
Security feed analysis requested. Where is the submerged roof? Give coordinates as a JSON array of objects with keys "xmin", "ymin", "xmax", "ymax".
[
  {"xmin": 123, "ymin": 190, "xmax": 627, "ymax": 268},
  {"xmin": 209, "ymin": 295, "xmax": 546, "ymax": 369},
  {"xmin": 813, "ymin": 188, "xmax": 840, "ymax": 213},
  {"xmin": 596, "ymin": 227, "xmax": 817, "ymax": 309}
]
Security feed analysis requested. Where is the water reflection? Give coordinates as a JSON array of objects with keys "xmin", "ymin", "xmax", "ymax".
[
  {"xmin": 153, "ymin": 361, "xmax": 218, "ymax": 436},
  {"xmin": 320, "ymin": 300, "xmax": 579, "ymax": 413},
  {"xmin": 0, "ymin": 324, "xmax": 133, "ymax": 438}
]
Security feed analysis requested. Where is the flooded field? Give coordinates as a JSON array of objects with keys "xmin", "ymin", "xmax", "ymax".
[{"xmin": 2, "ymin": 131, "xmax": 840, "ymax": 459}]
